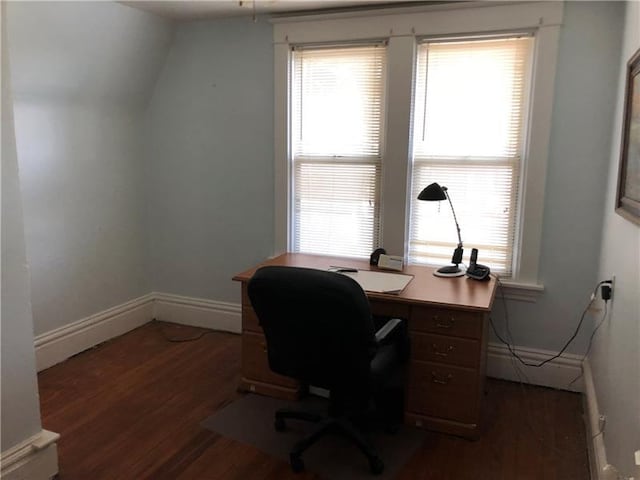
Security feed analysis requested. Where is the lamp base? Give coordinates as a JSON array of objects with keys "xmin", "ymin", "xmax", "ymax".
[{"xmin": 433, "ymin": 265, "xmax": 465, "ymax": 278}]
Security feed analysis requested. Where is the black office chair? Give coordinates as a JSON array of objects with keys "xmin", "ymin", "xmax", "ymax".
[{"xmin": 247, "ymin": 265, "xmax": 408, "ymax": 475}]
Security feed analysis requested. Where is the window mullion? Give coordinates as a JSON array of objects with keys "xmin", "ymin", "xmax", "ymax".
[{"xmin": 379, "ymin": 35, "xmax": 416, "ymax": 258}]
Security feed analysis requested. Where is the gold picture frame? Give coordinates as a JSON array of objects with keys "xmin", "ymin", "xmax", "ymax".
[{"xmin": 616, "ymin": 47, "xmax": 640, "ymax": 225}]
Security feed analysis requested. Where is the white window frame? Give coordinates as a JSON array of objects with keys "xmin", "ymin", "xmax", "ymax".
[{"xmin": 272, "ymin": 1, "xmax": 563, "ymax": 292}]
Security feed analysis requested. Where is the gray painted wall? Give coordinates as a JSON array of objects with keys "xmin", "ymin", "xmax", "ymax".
[
  {"xmin": 146, "ymin": 3, "xmax": 624, "ymax": 357},
  {"xmin": 491, "ymin": 2, "xmax": 624, "ymax": 353},
  {"xmin": 592, "ymin": 2, "xmax": 640, "ymax": 476},
  {"xmin": 145, "ymin": 17, "xmax": 274, "ymax": 301},
  {"xmin": 7, "ymin": 1, "xmax": 625, "ymax": 356},
  {"xmin": 6, "ymin": 1, "xmax": 174, "ymax": 335},
  {"xmin": 1, "ymin": 4, "xmax": 43, "ymax": 449}
]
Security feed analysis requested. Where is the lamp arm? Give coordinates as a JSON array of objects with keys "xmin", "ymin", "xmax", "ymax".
[{"xmin": 445, "ymin": 191, "xmax": 463, "ymax": 247}]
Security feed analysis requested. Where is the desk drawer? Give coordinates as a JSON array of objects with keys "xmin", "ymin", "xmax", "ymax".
[
  {"xmin": 242, "ymin": 332, "xmax": 298, "ymax": 389},
  {"xmin": 411, "ymin": 306, "xmax": 483, "ymax": 339},
  {"xmin": 369, "ymin": 299, "xmax": 411, "ymax": 319},
  {"xmin": 411, "ymin": 332, "xmax": 480, "ymax": 368},
  {"xmin": 407, "ymin": 360, "xmax": 478, "ymax": 423}
]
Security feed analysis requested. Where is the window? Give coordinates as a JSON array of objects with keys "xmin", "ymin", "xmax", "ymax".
[
  {"xmin": 274, "ymin": 2, "xmax": 562, "ymax": 286},
  {"xmin": 408, "ymin": 36, "xmax": 533, "ymax": 276},
  {"xmin": 290, "ymin": 44, "xmax": 387, "ymax": 258}
]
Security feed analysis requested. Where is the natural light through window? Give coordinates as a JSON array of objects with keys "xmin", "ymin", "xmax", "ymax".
[
  {"xmin": 291, "ymin": 44, "xmax": 386, "ymax": 257},
  {"xmin": 409, "ymin": 35, "xmax": 533, "ymax": 276}
]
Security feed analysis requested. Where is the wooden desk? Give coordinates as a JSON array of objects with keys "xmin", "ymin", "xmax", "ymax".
[{"xmin": 233, "ymin": 253, "xmax": 497, "ymax": 439}]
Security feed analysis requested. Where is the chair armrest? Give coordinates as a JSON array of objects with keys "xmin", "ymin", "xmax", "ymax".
[{"xmin": 374, "ymin": 318, "xmax": 403, "ymax": 345}]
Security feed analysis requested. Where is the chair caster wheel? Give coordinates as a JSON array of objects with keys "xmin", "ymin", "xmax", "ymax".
[
  {"xmin": 369, "ymin": 456, "xmax": 384, "ymax": 475},
  {"xmin": 275, "ymin": 417, "xmax": 286, "ymax": 432},
  {"xmin": 290, "ymin": 453, "xmax": 305, "ymax": 473}
]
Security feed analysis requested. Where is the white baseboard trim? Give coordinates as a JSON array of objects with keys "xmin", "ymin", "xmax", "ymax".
[
  {"xmin": 33, "ymin": 292, "xmax": 241, "ymax": 372},
  {"xmin": 583, "ymin": 358, "xmax": 609, "ymax": 480},
  {"xmin": 487, "ymin": 342, "xmax": 583, "ymax": 392},
  {"xmin": 34, "ymin": 294, "xmax": 154, "ymax": 372},
  {"xmin": 0, "ymin": 429, "xmax": 59, "ymax": 480},
  {"xmin": 153, "ymin": 292, "xmax": 242, "ymax": 334}
]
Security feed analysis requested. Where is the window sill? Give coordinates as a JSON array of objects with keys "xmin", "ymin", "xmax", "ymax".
[{"xmin": 494, "ymin": 279, "xmax": 544, "ymax": 303}]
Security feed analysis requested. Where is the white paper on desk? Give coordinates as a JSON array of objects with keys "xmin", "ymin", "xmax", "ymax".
[{"xmin": 341, "ymin": 270, "xmax": 413, "ymax": 294}]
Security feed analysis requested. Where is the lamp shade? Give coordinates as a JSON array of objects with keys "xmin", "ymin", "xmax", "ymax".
[{"xmin": 417, "ymin": 182, "xmax": 447, "ymax": 201}]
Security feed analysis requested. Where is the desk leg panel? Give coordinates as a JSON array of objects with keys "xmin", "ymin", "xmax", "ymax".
[
  {"xmin": 238, "ymin": 377, "xmax": 301, "ymax": 401},
  {"xmin": 404, "ymin": 412, "xmax": 480, "ymax": 440},
  {"xmin": 241, "ymin": 331, "xmax": 300, "ymax": 386}
]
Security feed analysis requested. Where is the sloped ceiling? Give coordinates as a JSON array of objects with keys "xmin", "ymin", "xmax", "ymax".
[
  {"xmin": 8, "ymin": 1, "xmax": 174, "ymax": 105},
  {"xmin": 121, "ymin": 0, "xmax": 428, "ymax": 21}
]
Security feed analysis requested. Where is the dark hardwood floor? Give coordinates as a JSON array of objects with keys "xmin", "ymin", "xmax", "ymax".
[{"xmin": 38, "ymin": 321, "xmax": 590, "ymax": 479}]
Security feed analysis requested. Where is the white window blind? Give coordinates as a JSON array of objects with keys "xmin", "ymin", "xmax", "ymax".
[
  {"xmin": 291, "ymin": 44, "xmax": 386, "ymax": 258},
  {"xmin": 408, "ymin": 35, "xmax": 533, "ymax": 277}
]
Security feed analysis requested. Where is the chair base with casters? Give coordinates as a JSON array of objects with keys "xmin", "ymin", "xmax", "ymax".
[
  {"xmin": 273, "ymin": 319, "xmax": 407, "ymax": 476},
  {"xmin": 274, "ymin": 404, "xmax": 386, "ymax": 475}
]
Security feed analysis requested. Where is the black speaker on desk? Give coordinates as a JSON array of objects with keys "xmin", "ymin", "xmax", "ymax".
[{"xmin": 370, "ymin": 248, "xmax": 386, "ymax": 266}]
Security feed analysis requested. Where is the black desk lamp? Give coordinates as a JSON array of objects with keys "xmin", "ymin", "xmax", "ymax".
[{"xmin": 418, "ymin": 182, "xmax": 465, "ymax": 278}]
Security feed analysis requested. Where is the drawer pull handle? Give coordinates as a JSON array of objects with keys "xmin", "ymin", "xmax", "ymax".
[
  {"xmin": 431, "ymin": 372, "xmax": 453, "ymax": 385},
  {"xmin": 434, "ymin": 316, "xmax": 455, "ymax": 329},
  {"xmin": 432, "ymin": 344, "xmax": 455, "ymax": 357}
]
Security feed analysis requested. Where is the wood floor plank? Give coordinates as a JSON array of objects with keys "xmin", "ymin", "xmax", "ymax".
[{"xmin": 38, "ymin": 321, "xmax": 589, "ymax": 479}]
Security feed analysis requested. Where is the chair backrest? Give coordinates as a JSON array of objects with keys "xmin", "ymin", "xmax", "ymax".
[{"xmin": 247, "ymin": 266, "xmax": 377, "ymax": 391}]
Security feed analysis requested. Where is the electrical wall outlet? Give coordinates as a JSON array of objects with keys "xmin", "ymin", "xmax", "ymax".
[{"xmin": 611, "ymin": 274, "xmax": 616, "ymax": 296}]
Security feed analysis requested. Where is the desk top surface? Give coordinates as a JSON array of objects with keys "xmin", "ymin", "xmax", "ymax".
[{"xmin": 233, "ymin": 253, "xmax": 497, "ymax": 312}]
